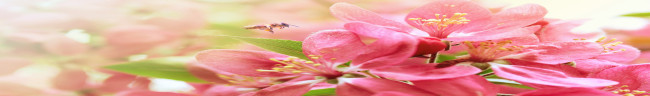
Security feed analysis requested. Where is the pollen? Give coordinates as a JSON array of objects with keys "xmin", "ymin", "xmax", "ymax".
[
  {"xmin": 255, "ymin": 56, "xmax": 324, "ymax": 74},
  {"xmin": 217, "ymin": 74, "xmax": 277, "ymax": 87},
  {"xmin": 596, "ymin": 37, "xmax": 626, "ymax": 53},
  {"xmin": 605, "ymin": 85, "xmax": 649, "ymax": 96},
  {"xmin": 464, "ymin": 40, "xmax": 524, "ymax": 62},
  {"xmin": 408, "ymin": 13, "xmax": 470, "ymax": 37}
]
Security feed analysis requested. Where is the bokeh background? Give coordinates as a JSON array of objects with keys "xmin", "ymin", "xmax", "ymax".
[{"xmin": 1, "ymin": 0, "xmax": 649, "ymax": 95}]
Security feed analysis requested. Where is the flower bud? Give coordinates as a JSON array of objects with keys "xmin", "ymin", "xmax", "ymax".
[{"xmin": 414, "ymin": 37, "xmax": 447, "ymax": 56}]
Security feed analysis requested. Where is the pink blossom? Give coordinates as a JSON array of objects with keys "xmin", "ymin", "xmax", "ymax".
[
  {"xmin": 196, "ymin": 29, "xmax": 421, "ymax": 95},
  {"xmin": 330, "ymin": 0, "xmax": 547, "ymax": 41},
  {"xmin": 52, "ymin": 69, "xmax": 89, "ymax": 91},
  {"xmin": 588, "ymin": 64, "xmax": 650, "ymax": 95}
]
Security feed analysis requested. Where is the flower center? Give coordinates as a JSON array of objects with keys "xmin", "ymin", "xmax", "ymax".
[
  {"xmin": 256, "ymin": 56, "xmax": 328, "ymax": 74},
  {"xmin": 464, "ymin": 40, "xmax": 524, "ymax": 62},
  {"xmin": 604, "ymin": 85, "xmax": 649, "ymax": 96},
  {"xmin": 408, "ymin": 13, "xmax": 470, "ymax": 38},
  {"xmin": 595, "ymin": 37, "xmax": 625, "ymax": 53}
]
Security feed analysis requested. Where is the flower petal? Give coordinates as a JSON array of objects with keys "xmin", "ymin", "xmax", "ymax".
[
  {"xmin": 98, "ymin": 74, "xmax": 150, "ymax": 93},
  {"xmin": 202, "ymin": 85, "xmax": 246, "ymax": 96},
  {"xmin": 593, "ymin": 45, "xmax": 641, "ymax": 63},
  {"xmin": 411, "ymin": 75, "xmax": 499, "ymax": 96},
  {"xmin": 490, "ymin": 63, "xmax": 618, "ymax": 89},
  {"xmin": 523, "ymin": 42, "xmax": 603, "ymax": 64},
  {"xmin": 445, "ymin": 26, "xmax": 540, "ymax": 41},
  {"xmin": 0, "ymin": 82, "xmax": 44, "ymax": 96},
  {"xmin": 537, "ymin": 20, "xmax": 605, "ymax": 42},
  {"xmin": 303, "ymin": 30, "xmax": 365, "ymax": 67},
  {"xmin": 516, "ymin": 87, "xmax": 618, "ymax": 96},
  {"xmin": 337, "ymin": 78, "xmax": 436, "ymax": 96},
  {"xmin": 246, "ymin": 80, "xmax": 316, "ymax": 96},
  {"xmin": 371, "ymin": 64, "xmax": 480, "ymax": 81},
  {"xmin": 344, "ymin": 22, "xmax": 396, "ymax": 38},
  {"xmin": 52, "ymin": 69, "xmax": 88, "ymax": 91},
  {"xmin": 574, "ymin": 59, "xmax": 623, "ymax": 74},
  {"xmin": 405, "ymin": 0, "xmax": 492, "ymax": 33},
  {"xmin": 373, "ymin": 92, "xmax": 416, "ymax": 96},
  {"xmin": 330, "ymin": 3, "xmax": 412, "ymax": 32},
  {"xmin": 485, "ymin": 4, "xmax": 547, "ymax": 31},
  {"xmin": 186, "ymin": 62, "xmax": 229, "ymax": 84},
  {"xmin": 589, "ymin": 64, "xmax": 650, "ymax": 91},
  {"xmin": 351, "ymin": 32, "xmax": 418, "ymax": 69},
  {"xmin": 115, "ymin": 90, "xmax": 191, "ymax": 96},
  {"xmin": 508, "ymin": 59, "xmax": 586, "ymax": 77},
  {"xmin": 196, "ymin": 49, "xmax": 291, "ymax": 77}
]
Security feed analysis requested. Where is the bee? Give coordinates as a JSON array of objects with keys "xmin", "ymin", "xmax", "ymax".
[{"xmin": 244, "ymin": 22, "xmax": 297, "ymax": 33}]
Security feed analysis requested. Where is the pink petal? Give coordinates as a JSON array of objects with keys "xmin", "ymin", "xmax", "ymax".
[
  {"xmin": 411, "ymin": 75, "xmax": 499, "ymax": 96},
  {"xmin": 497, "ymin": 85, "xmax": 532, "ymax": 94},
  {"xmin": 351, "ymin": 32, "xmax": 419, "ymax": 69},
  {"xmin": 188, "ymin": 84, "xmax": 212, "ymax": 94},
  {"xmin": 186, "ymin": 62, "xmax": 229, "ymax": 84},
  {"xmin": 632, "ymin": 51, "xmax": 650, "ymax": 64},
  {"xmin": 246, "ymin": 80, "xmax": 315, "ymax": 96},
  {"xmin": 98, "ymin": 74, "xmax": 141, "ymax": 93},
  {"xmin": 589, "ymin": 64, "xmax": 650, "ymax": 91},
  {"xmin": 52, "ymin": 69, "xmax": 88, "ymax": 91},
  {"xmin": 574, "ymin": 59, "xmax": 623, "ymax": 74},
  {"xmin": 202, "ymin": 85, "xmax": 245, "ymax": 96},
  {"xmin": 445, "ymin": 25, "xmax": 540, "ymax": 41},
  {"xmin": 508, "ymin": 59, "xmax": 586, "ymax": 77},
  {"xmin": 330, "ymin": 3, "xmax": 412, "ymax": 32},
  {"xmin": 42, "ymin": 35, "xmax": 89, "ymax": 56},
  {"xmin": 0, "ymin": 82, "xmax": 44, "ymax": 96},
  {"xmin": 115, "ymin": 90, "xmax": 191, "ymax": 96},
  {"xmin": 195, "ymin": 49, "xmax": 291, "ymax": 77},
  {"xmin": 372, "ymin": 92, "xmax": 416, "ymax": 96},
  {"xmin": 371, "ymin": 64, "xmax": 480, "ymax": 81},
  {"xmin": 303, "ymin": 30, "xmax": 365, "ymax": 67},
  {"xmin": 516, "ymin": 87, "xmax": 618, "ymax": 96},
  {"xmin": 537, "ymin": 20, "xmax": 605, "ymax": 42},
  {"xmin": 0, "ymin": 57, "xmax": 31, "ymax": 76},
  {"xmin": 490, "ymin": 64, "xmax": 618, "ymax": 89},
  {"xmin": 405, "ymin": 0, "xmax": 492, "ymax": 34},
  {"xmin": 593, "ymin": 45, "xmax": 641, "ymax": 63},
  {"xmin": 523, "ymin": 42, "xmax": 603, "ymax": 64},
  {"xmin": 344, "ymin": 22, "xmax": 396, "ymax": 38},
  {"xmin": 104, "ymin": 25, "xmax": 176, "ymax": 47},
  {"xmin": 485, "ymin": 4, "xmax": 547, "ymax": 31},
  {"xmin": 337, "ymin": 78, "xmax": 436, "ymax": 96}
]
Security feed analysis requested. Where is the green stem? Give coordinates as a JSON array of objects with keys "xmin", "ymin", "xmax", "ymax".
[
  {"xmin": 361, "ymin": 70, "xmax": 381, "ymax": 78},
  {"xmin": 427, "ymin": 52, "xmax": 439, "ymax": 63}
]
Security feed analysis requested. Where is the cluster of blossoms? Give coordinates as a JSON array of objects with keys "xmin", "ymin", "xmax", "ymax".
[
  {"xmin": 0, "ymin": 0, "xmax": 209, "ymax": 95},
  {"xmin": 184, "ymin": 0, "xmax": 650, "ymax": 96}
]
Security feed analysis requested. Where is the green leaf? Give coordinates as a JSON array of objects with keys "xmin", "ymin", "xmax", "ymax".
[
  {"xmin": 303, "ymin": 88, "xmax": 336, "ymax": 96},
  {"xmin": 222, "ymin": 36, "xmax": 308, "ymax": 59},
  {"xmin": 486, "ymin": 77, "xmax": 534, "ymax": 89},
  {"xmin": 104, "ymin": 57, "xmax": 209, "ymax": 83},
  {"xmin": 477, "ymin": 68, "xmax": 493, "ymax": 76},
  {"xmin": 434, "ymin": 54, "xmax": 457, "ymax": 63},
  {"xmin": 622, "ymin": 12, "xmax": 650, "ymax": 17}
]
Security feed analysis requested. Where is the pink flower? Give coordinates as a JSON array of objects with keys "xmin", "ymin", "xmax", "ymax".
[
  {"xmin": 196, "ymin": 29, "xmax": 419, "ymax": 95},
  {"xmin": 330, "ymin": 0, "xmax": 547, "ymax": 41},
  {"xmin": 52, "ymin": 69, "xmax": 89, "ymax": 91},
  {"xmin": 588, "ymin": 64, "xmax": 650, "ymax": 95},
  {"xmin": 427, "ymin": 37, "xmax": 619, "ymax": 89}
]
